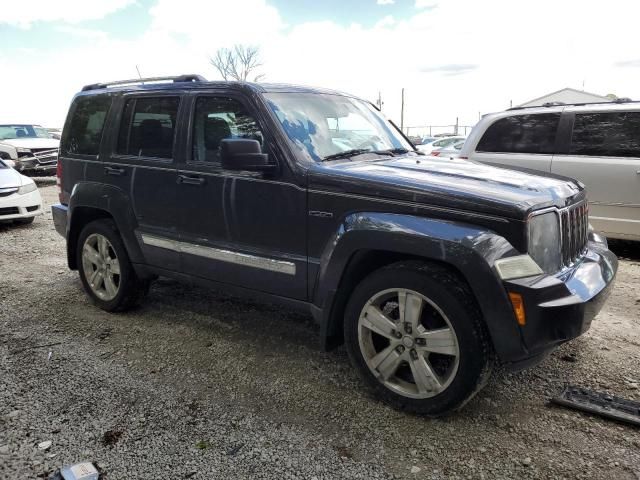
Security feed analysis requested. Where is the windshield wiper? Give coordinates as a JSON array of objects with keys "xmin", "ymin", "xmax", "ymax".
[
  {"xmin": 320, "ymin": 149, "xmax": 373, "ymax": 162},
  {"xmin": 371, "ymin": 148, "xmax": 411, "ymax": 156}
]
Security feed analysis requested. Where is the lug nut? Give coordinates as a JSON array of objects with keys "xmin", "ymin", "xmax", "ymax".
[
  {"xmin": 415, "ymin": 338, "xmax": 426, "ymax": 346},
  {"xmin": 410, "ymin": 349, "xmax": 418, "ymax": 360},
  {"xmin": 404, "ymin": 323, "xmax": 412, "ymax": 334},
  {"xmin": 396, "ymin": 345, "xmax": 405, "ymax": 354},
  {"xmin": 394, "ymin": 331, "xmax": 402, "ymax": 339}
]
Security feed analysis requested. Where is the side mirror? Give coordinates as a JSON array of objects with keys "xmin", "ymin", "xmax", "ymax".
[{"xmin": 220, "ymin": 139, "xmax": 275, "ymax": 172}]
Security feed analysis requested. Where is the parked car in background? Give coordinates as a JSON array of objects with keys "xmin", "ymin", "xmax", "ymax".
[
  {"xmin": 0, "ymin": 159, "xmax": 42, "ymax": 224},
  {"xmin": 419, "ymin": 135, "xmax": 436, "ymax": 145},
  {"xmin": 460, "ymin": 101, "xmax": 640, "ymax": 241},
  {"xmin": 431, "ymin": 139, "xmax": 466, "ymax": 158},
  {"xmin": 52, "ymin": 75, "xmax": 616, "ymax": 416},
  {"xmin": 0, "ymin": 124, "xmax": 59, "ymax": 174},
  {"xmin": 47, "ymin": 127, "xmax": 63, "ymax": 140},
  {"xmin": 417, "ymin": 135, "xmax": 465, "ymax": 154}
]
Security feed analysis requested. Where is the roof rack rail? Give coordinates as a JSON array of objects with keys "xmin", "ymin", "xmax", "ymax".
[
  {"xmin": 508, "ymin": 98, "xmax": 638, "ymax": 111},
  {"xmin": 81, "ymin": 74, "xmax": 207, "ymax": 92}
]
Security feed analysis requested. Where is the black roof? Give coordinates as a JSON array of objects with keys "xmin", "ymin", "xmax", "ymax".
[{"xmin": 79, "ymin": 74, "xmax": 352, "ymax": 98}]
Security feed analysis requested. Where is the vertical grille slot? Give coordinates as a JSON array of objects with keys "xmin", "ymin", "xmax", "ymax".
[{"xmin": 559, "ymin": 200, "xmax": 589, "ymax": 267}]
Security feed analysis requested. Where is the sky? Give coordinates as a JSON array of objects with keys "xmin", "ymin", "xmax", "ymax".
[{"xmin": 1, "ymin": 0, "xmax": 640, "ymax": 133}]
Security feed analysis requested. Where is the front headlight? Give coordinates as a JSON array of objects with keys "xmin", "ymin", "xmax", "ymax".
[
  {"xmin": 528, "ymin": 211, "xmax": 562, "ymax": 274},
  {"xmin": 18, "ymin": 181, "xmax": 37, "ymax": 195},
  {"xmin": 16, "ymin": 147, "xmax": 31, "ymax": 154}
]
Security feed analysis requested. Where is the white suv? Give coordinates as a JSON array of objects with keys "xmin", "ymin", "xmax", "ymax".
[{"xmin": 459, "ymin": 102, "xmax": 640, "ymax": 241}]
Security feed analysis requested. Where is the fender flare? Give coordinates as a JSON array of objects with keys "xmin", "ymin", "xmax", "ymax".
[
  {"xmin": 67, "ymin": 182, "xmax": 144, "ymax": 267},
  {"xmin": 313, "ymin": 212, "xmax": 526, "ymax": 361}
]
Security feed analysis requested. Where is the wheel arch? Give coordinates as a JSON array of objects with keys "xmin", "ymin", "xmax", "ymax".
[
  {"xmin": 312, "ymin": 212, "xmax": 527, "ymax": 362},
  {"xmin": 67, "ymin": 182, "xmax": 144, "ymax": 270}
]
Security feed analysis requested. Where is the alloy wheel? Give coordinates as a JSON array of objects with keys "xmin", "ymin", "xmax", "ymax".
[
  {"xmin": 357, "ymin": 288, "xmax": 460, "ymax": 399},
  {"xmin": 81, "ymin": 233, "xmax": 121, "ymax": 301}
]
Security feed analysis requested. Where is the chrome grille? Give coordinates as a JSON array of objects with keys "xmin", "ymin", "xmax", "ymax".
[{"xmin": 560, "ymin": 200, "xmax": 589, "ymax": 266}]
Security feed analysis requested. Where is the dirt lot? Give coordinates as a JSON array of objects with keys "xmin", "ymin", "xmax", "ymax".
[{"xmin": 1, "ymin": 183, "xmax": 639, "ymax": 479}]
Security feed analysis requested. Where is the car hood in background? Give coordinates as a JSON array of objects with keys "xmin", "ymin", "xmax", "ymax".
[
  {"xmin": 2, "ymin": 138, "xmax": 60, "ymax": 150},
  {"xmin": 0, "ymin": 167, "xmax": 26, "ymax": 189},
  {"xmin": 309, "ymin": 155, "xmax": 583, "ymax": 220}
]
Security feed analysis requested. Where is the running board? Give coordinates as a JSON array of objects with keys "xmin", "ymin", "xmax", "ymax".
[{"xmin": 551, "ymin": 385, "xmax": 640, "ymax": 427}]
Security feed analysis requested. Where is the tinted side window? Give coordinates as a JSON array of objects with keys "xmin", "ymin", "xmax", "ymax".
[
  {"xmin": 191, "ymin": 97, "xmax": 263, "ymax": 165},
  {"xmin": 117, "ymin": 97, "xmax": 180, "ymax": 159},
  {"xmin": 476, "ymin": 114, "xmax": 560, "ymax": 154},
  {"xmin": 61, "ymin": 95, "xmax": 112, "ymax": 156},
  {"xmin": 570, "ymin": 112, "xmax": 640, "ymax": 158}
]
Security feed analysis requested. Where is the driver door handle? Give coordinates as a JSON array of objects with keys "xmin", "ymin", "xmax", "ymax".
[{"xmin": 177, "ymin": 174, "xmax": 206, "ymax": 186}]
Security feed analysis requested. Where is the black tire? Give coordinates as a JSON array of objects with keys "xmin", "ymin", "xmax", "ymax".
[
  {"xmin": 15, "ymin": 216, "xmax": 35, "ymax": 225},
  {"xmin": 344, "ymin": 261, "xmax": 493, "ymax": 416},
  {"xmin": 76, "ymin": 219, "xmax": 149, "ymax": 312}
]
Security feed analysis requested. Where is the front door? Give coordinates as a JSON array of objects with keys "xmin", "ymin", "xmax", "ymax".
[
  {"xmin": 471, "ymin": 112, "xmax": 561, "ymax": 173},
  {"xmin": 176, "ymin": 93, "xmax": 307, "ymax": 300}
]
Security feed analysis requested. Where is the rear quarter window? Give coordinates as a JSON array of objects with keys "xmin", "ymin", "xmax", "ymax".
[
  {"xmin": 476, "ymin": 113, "xmax": 560, "ymax": 154},
  {"xmin": 61, "ymin": 95, "xmax": 112, "ymax": 156},
  {"xmin": 570, "ymin": 111, "xmax": 640, "ymax": 158}
]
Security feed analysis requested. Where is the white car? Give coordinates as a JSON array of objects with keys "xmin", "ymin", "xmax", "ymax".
[
  {"xmin": 459, "ymin": 101, "xmax": 640, "ymax": 241},
  {"xmin": 0, "ymin": 124, "xmax": 59, "ymax": 174},
  {"xmin": 416, "ymin": 135, "xmax": 466, "ymax": 154},
  {"xmin": 430, "ymin": 139, "xmax": 466, "ymax": 159},
  {"xmin": 0, "ymin": 159, "xmax": 43, "ymax": 224}
]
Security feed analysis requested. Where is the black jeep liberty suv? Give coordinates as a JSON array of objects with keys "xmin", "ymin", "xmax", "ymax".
[{"xmin": 52, "ymin": 75, "xmax": 617, "ymax": 415}]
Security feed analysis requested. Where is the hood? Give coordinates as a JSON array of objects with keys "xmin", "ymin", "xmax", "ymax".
[
  {"xmin": 0, "ymin": 166, "xmax": 26, "ymax": 189},
  {"xmin": 308, "ymin": 155, "xmax": 583, "ymax": 220},
  {"xmin": 2, "ymin": 137, "xmax": 60, "ymax": 150}
]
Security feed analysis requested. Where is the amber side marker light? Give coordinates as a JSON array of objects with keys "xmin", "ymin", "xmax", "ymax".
[{"xmin": 508, "ymin": 292, "xmax": 526, "ymax": 326}]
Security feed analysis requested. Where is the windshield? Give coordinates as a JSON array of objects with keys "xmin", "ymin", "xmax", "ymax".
[
  {"xmin": 0, "ymin": 124, "xmax": 53, "ymax": 140},
  {"xmin": 264, "ymin": 93, "xmax": 413, "ymax": 162}
]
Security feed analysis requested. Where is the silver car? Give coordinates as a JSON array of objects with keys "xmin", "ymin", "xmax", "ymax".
[{"xmin": 459, "ymin": 102, "xmax": 640, "ymax": 241}]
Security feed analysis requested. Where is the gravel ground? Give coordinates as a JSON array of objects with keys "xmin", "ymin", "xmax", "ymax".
[{"xmin": 1, "ymin": 183, "xmax": 639, "ymax": 479}]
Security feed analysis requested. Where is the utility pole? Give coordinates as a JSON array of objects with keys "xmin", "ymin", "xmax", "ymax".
[
  {"xmin": 400, "ymin": 88, "xmax": 405, "ymax": 132},
  {"xmin": 454, "ymin": 117, "xmax": 459, "ymax": 135}
]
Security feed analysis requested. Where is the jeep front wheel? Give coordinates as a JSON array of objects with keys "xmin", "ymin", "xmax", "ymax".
[{"xmin": 344, "ymin": 262, "xmax": 493, "ymax": 416}]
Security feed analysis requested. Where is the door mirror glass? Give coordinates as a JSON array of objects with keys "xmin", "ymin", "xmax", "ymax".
[{"xmin": 220, "ymin": 139, "xmax": 274, "ymax": 172}]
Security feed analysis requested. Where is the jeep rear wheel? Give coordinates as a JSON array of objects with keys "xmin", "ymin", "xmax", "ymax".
[
  {"xmin": 77, "ymin": 219, "xmax": 149, "ymax": 312},
  {"xmin": 344, "ymin": 261, "xmax": 493, "ymax": 415}
]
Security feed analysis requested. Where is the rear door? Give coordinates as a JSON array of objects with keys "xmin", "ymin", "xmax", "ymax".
[
  {"xmin": 106, "ymin": 94, "xmax": 184, "ymax": 270},
  {"xmin": 551, "ymin": 109, "xmax": 640, "ymax": 240},
  {"xmin": 470, "ymin": 113, "xmax": 561, "ymax": 173}
]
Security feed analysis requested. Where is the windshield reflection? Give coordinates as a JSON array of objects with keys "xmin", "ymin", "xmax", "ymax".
[{"xmin": 265, "ymin": 92, "xmax": 412, "ymax": 162}]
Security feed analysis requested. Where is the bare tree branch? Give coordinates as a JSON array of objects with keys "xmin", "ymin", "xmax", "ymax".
[{"xmin": 209, "ymin": 45, "xmax": 264, "ymax": 82}]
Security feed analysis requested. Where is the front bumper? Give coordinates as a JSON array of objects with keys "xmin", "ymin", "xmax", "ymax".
[
  {"xmin": 502, "ymin": 237, "xmax": 617, "ymax": 369},
  {"xmin": 15, "ymin": 151, "xmax": 58, "ymax": 173},
  {"xmin": 0, "ymin": 188, "xmax": 43, "ymax": 221}
]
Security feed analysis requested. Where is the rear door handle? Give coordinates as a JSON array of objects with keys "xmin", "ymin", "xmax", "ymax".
[
  {"xmin": 104, "ymin": 166, "xmax": 125, "ymax": 176},
  {"xmin": 177, "ymin": 175, "xmax": 205, "ymax": 186}
]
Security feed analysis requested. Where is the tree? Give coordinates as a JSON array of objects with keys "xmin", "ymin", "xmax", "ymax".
[{"xmin": 210, "ymin": 45, "xmax": 264, "ymax": 82}]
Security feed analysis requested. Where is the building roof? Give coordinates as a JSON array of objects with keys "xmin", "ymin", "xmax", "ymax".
[{"xmin": 518, "ymin": 87, "xmax": 612, "ymax": 107}]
